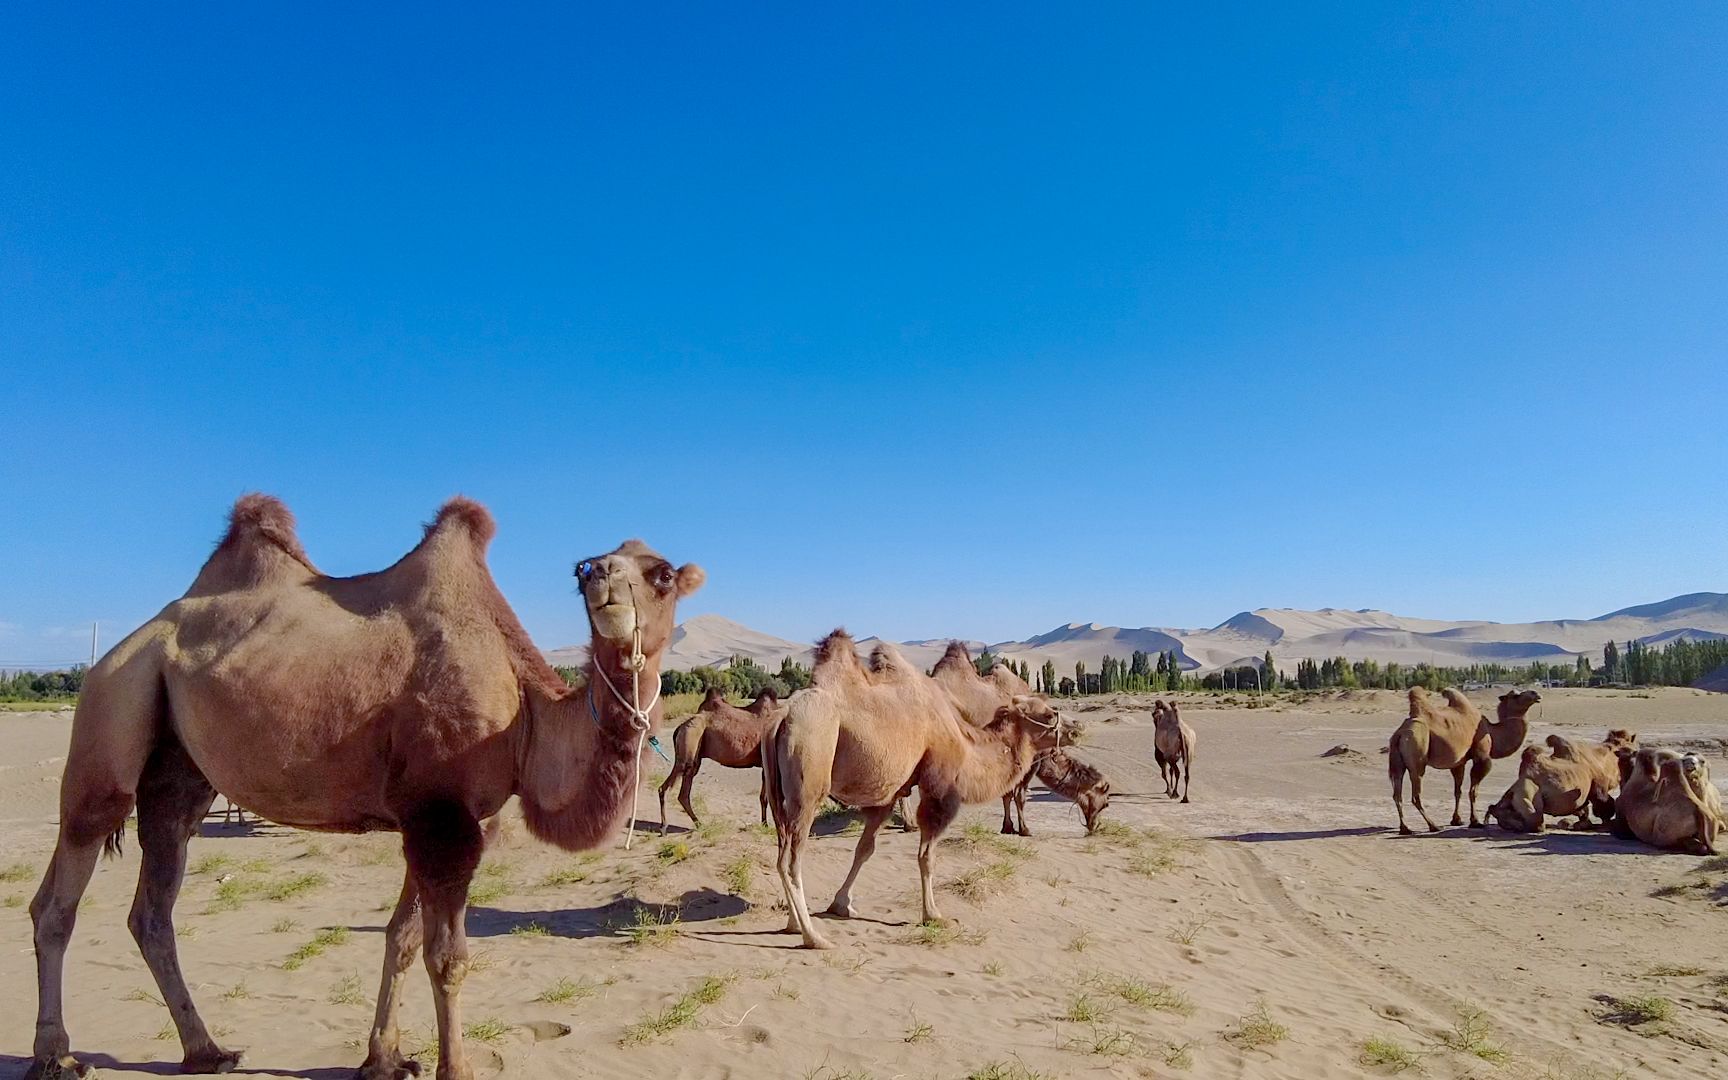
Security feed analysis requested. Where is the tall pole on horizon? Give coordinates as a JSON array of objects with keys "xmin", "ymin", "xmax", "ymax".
[{"xmin": 90, "ymin": 621, "xmax": 98, "ymax": 667}]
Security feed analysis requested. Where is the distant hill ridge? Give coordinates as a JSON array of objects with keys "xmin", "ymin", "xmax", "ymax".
[{"xmin": 543, "ymin": 593, "xmax": 1728, "ymax": 675}]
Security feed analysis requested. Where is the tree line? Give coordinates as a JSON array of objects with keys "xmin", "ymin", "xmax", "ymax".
[{"xmin": 0, "ymin": 666, "xmax": 87, "ymax": 702}]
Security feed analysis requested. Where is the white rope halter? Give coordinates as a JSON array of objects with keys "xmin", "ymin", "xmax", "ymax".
[{"xmin": 587, "ymin": 582, "xmax": 658, "ymax": 851}]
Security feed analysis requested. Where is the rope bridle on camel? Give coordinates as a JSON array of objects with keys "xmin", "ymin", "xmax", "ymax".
[{"xmin": 585, "ymin": 578, "xmax": 657, "ymax": 850}]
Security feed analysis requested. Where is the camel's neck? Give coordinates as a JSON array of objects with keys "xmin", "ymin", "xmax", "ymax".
[
  {"xmin": 952, "ymin": 722, "xmax": 1036, "ymax": 803},
  {"xmin": 514, "ymin": 642, "xmax": 666, "ymax": 851},
  {"xmin": 1482, "ymin": 706, "xmax": 1530, "ymax": 760}
]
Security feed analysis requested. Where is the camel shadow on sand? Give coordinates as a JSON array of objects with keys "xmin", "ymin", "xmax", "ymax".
[
  {"xmin": 0, "ymin": 1054, "xmax": 351, "ymax": 1079},
  {"xmin": 342, "ymin": 887, "xmax": 750, "ymax": 941}
]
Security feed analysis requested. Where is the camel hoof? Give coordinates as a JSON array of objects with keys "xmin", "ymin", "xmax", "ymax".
[
  {"xmin": 357, "ymin": 1055, "xmax": 423, "ymax": 1080},
  {"xmin": 1017, "ymin": 827, "xmax": 1032, "ymax": 837},
  {"xmin": 800, "ymin": 935, "xmax": 835, "ymax": 950},
  {"xmin": 1180, "ymin": 797, "xmax": 1190, "ymax": 804},
  {"xmin": 1469, "ymin": 820, "xmax": 1487, "ymax": 829},
  {"xmin": 999, "ymin": 823, "xmax": 1017, "ymax": 835},
  {"xmin": 182, "ymin": 1047, "xmax": 243, "ymax": 1074},
  {"xmin": 22, "ymin": 1056, "xmax": 91, "ymax": 1080},
  {"xmin": 826, "ymin": 900, "xmax": 857, "ymax": 919},
  {"xmin": 1426, "ymin": 824, "xmax": 1441, "ymax": 833},
  {"xmin": 1397, "ymin": 825, "xmax": 1413, "ymax": 836},
  {"xmin": 1449, "ymin": 816, "xmax": 1463, "ymax": 827}
]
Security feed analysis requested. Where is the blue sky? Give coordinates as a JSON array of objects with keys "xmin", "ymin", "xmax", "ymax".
[{"xmin": 2, "ymin": 3, "xmax": 1724, "ymax": 665}]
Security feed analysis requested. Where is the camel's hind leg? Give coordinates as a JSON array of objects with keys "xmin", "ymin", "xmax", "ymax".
[
  {"xmin": 1013, "ymin": 777, "xmax": 1032, "ymax": 836},
  {"xmin": 357, "ymin": 870, "xmax": 423, "ymax": 1080},
  {"xmin": 128, "ymin": 733, "xmax": 237, "ymax": 1074},
  {"xmin": 826, "ymin": 804, "xmax": 895, "ymax": 918},
  {"xmin": 1180, "ymin": 751, "xmax": 1192, "ymax": 804},
  {"xmin": 26, "ymin": 678, "xmax": 159, "ymax": 1080},
  {"xmin": 766, "ymin": 728, "xmax": 832, "ymax": 949},
  {"xmin": 656, "ymin": 767, "xmax": 680, "ymax": 836},
  {"xmin": 1448, "ymin": 764, "xmax": 1467, "ymax": 826},
  {"xmin": 675, "ymin": 761, "xmax": 702, "ymax": 832},
  {"xmin": 999, "ymin": 792, "xmax": 1017, "ymax": 835}
]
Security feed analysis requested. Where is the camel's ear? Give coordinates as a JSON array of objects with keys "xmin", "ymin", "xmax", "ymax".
[{"xmin": 674, "ymin": 563, "xmax": 705, "ymax": 598}]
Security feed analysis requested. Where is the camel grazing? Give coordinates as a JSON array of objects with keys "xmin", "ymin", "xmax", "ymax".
[
  {"xmin": 1484, "ymin": 743, "xmax": 1605, "ymax": 833},
  {"xmin": 1612, "ymin": 748, "xmax": 1725, "ymax": 854},
  {"xmin": 1387, "ymin": 687, "xmax": 1540, "ymax": 834},
  {"xmin": 1151, "ymin": 699, "xmax": 1195, "ymax": 802},
  {"xmin": 22, "ymin": 495, "xmax": 701, "ymax": 1080},
  {"xmin": 1028, "ymin": 748, "xmax": 1112, "ymax": 834},
  {"xmin": 929, "ymin": 643, "xmax": 1074, "ymax": 835},
  {"xmin": 763, "ymin": 630, "xmax": 1060, "ymax": 949},
  {"xmin": 657, "ymin": 686, "xmax": 784, "ymax": 834}
]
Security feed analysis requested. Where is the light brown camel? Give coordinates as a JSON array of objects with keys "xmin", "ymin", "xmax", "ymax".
[
  {"xmin": 1387, "ymin": 687, "xmax": 1540, "ymax": 834},
  {"xmin": 929, "ymin": 643, "xmax": 1073, "ymax": 835},
  {"xmin": 1484, "ymin": 743, "xmax": 1603, "ymax": 833},
  {"xmin": 657, "ymin": 686, "xmax": 784, "ymax": 834},
  {"xmin": 762, "ymin": 630, "xmax": 1059, "ymax": 949},
  {"xmin": 1546, "ymin": 730, "xmax": 1635, "ymax": 823},
  {"xmin": 1612, "ymin": 748, "xmax": 1725, "ymax": 854},
  {"xmin": 1028, "ymin": 748, "xmax": 1112, "ymax": 834},
  {"xmin": 22, "ymin": 495, "xmax": 702, "ymax": 1080},
  {"xmin": 1151, "ymin": 699, "xmax": 1195, "ymax": 802}
]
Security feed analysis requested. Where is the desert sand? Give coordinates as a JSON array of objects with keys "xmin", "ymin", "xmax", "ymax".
[{"xmin": 2, "ymin": 687, "xmax": 1725, "ymax": 1079}]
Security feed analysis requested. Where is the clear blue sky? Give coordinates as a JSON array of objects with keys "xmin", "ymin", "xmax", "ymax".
[{"xmin": 3, "ymin": 3, "xmax": 1724, "ymax": 665}]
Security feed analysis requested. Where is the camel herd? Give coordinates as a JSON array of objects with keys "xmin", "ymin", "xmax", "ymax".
[
  {"xmin": 15, "ymin": 495, "xmax": 1717, "ymax": 1080},
  {"xmin": 1389, "ymin": 686, "xmax": 1725, "ymax": 854}
]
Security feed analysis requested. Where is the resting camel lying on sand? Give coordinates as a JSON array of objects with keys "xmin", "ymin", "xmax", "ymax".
[
  {"xmin": 1151, "ymin": 699, "xmax": 1195, "ymax": 802},
  {"xmin": 1387, "ymin": 687, "xmax": 1540, "ymax": 833},
  {"xmin": 763, "ymin": 630, "xmax": 1060, "ymax": 949},
  {"xmin": 929, "ymin": 642, "xmax": 1075, "ymax": 835},
  {"xmin": 21, "ymin": 495, "xmax": 701, "ymax": 1080},
  {"xmin": 1028, "ymin": 748, "xmax": 1111, "ymax": 834},
  {"xmin": 657, "ymin": 686, "xmax": 785, "ymax": 834},
  {"xmin": 1486, "ymin": 730, "xmax": 1636, "ymax": 833},
  {"xmin": 1612, "ymin": 747, "xmax": 1725, "ymax": 855}
]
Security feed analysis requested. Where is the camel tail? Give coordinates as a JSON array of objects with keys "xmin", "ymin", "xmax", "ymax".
[
  {"xmin": 102, "ymin": 825, "xmax": 125, "ymax": 860},
  {"xmin": 761, "ymin": 717, "xmax": 789, "ymax": 832}
]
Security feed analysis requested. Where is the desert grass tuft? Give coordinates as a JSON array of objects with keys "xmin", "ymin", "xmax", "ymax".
[
  {"xmin": 1160, "ymin": 1040, "xmax": 1196, "ymax": 1069},
  {"xmin": 903, "ymin": 1016, "xmax": 934, "ymax": 1043},
  {"xmin": 265, "ymin": 871, "xmax": 328, "ymax": 902},
  {"xmin": 1086, "ymin": 972, "xmax": 1193, "ymax": 1015},
  {"xmin": 1600, "ymin": 995, "xmax": 1673, "ymax": 1027},
  {"xmin": 187, "ymin": 854, "xmax": 234, "ymax": 877},
  {"xmin": 656, "ymin": 839, "xmax": 693, "ymax": 865},
  {"xmin": 510, "ymin": 921, "xmax": 552, "ymax": 938},
  {"xmin": 282, "ymin": 926, "xmax": 350, "ymax": 970},
  {"xmin": 721, "ymin": 853, "xmax": 754, "ymax": 896},
  {"xmin": 902, "ymin": 919, "xmax": 987, "ymax": 947},
  {"xmin": 535, "ymin": 976, "xmax": 595, "ymax": 1004},
  {"xmin": 327, "ymin": 974, "xmax": 366, "ymax": 1006},
  {"xmin": 1064, "ymin": 992, "xmax": 1112, "ymax": 1023},
  {"xmin": 623, "ymin": 905, "xmax": 683, "ymax": 947},
  {"xmin": 221, "ymin": 982, "xmax": 250, "ymax": 1001},
  {"xmin": 619, "ymin": 974, "xmax": 734, "ymax": 1045},
  {"xmin": 464, "ymin": 1017, "xmax": 511, "ymax": 1044},
  {"xmin": 946, "ymin": 859, "xmax": 1020, "ymax": 902},
  {"xmin": 1168, "ymin": 915, "xmax": 1212, "ymax": 945},
  {"xmin": 541, "ymin": 862, "xmax": 591, "ymax": 888},
  {"xmin": 965, "ymin": 1061, "xmax": 1051, "ymax": 1080},
  {"xmin": 1645, "ymin": 963, "xmax": 1704, "ymax": 978},
  {"xmin": 1226, "ymin": 1001, "xmax": 1288, "ymax": 1050},
  {"xmin": 1361, "ymin": 1036, "xmax": 1423, "ymax": 1072},
  {"xmin": 270, "ymin": 917, "xmax": 300, "ymax": 933},
  {"xmin": 1065, "ymin": 930, "xmax": 1093, "ymax": 953},
  {"xmin": 1062, "ymin": 1021, "xmax": 1139, "ymax": 1057}
]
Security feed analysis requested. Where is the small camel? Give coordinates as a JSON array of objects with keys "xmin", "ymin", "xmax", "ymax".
[
  {"xmin": 22, "ymin": 495, "xmax": 702, "ymax": 1080},
  {"xmin": 763, "ymin": 630, "xmax": 1060, "ymax": 949},
  {"xmin": 929, "ymin": 642, "xmax": 1073, "ymax": 835},
  {"xmin": 1028, "ymin": 748, "xmax": 1112, "ymax": 834},
  {"xmin": 1612, "ymin": 747, "xmax": 1725, "ymax": 854},
  {"xmin": 1387, "ymin": 687, "xmax": 1540, "ymax": 834},
  {"xmin": 1151, "ymin": 699, "xmax": 1195, "ymax": 802},
  {"xmin": 657, "ymin": 686, "xmax": 785, "ymax": 834}
]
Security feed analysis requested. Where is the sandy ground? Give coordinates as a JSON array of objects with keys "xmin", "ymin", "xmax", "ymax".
[{"xmin": 2, "ymin": 687, "xmax": 1726, "ymax": 1079}]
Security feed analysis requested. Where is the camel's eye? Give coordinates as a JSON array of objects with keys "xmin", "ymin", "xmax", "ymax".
[
  {"xmin": 653, "ymin": 564, "xmax": 676, "ymax": 590},
  {"xmin": 576, "ymin": 560, "xmax": 596, "ymax": 583}
]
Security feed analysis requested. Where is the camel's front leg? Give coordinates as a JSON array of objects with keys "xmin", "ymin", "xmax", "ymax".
[
  {"xmin": 915, "ymin": 793, "xmax": 962, "ymax": 926},
  {"xmin": 1448, "ymin": 764, "xmax": 1467, "ymax": 826},
  {"xmin": 827, "ymin": 805, "xmax": 894, "ymax": 917},
  {"xmin": 1013, "ymin": 777, "xmax": 1032, "ymax": 836},
  {"xmin": 406, "ymin": 804, "xmax": 483, "ymax": 1080},
  {"xmin": 1407, "ymin": 770, "xmax": 1441, "ymax": 833},
  {"xmin": 656, "ymin": 767, "xmax": 680, "ymax": 836},
  {"xmin": 1466, "ymin": 757, "xmax": 1491, "ymax": 827},
  {"xmin": 130, "ymin": 738, "xmax": 236, "ymax": 1075},
  {"xmin": 999, "ymin": 792, "xmax": 1017, "ymax": 835},
  {"xmin": 359, "ymin": 870, "xmax": 424, "ymax": 1080}
]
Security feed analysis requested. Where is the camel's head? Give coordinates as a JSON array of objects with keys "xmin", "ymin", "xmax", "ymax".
[
  {"xmin": 1497, "ymin": 689, "xmax": 1541, "ymax": 722},
  {"xmin": 1604, "ymin": 729, "xmax": 1638, "ymax": 752},
  {"xmin": 1151, "ymin": 699, "xmax": 1179, "ymax": 726},
  {"xmin": 1681, "ymin": 752, "xmax": 1710, "ymax": 786},
  {"xmin": 1615, "ymin": 745, "xmax": 1639, "ymax": 785},
  {"xmin": 1080, "ymin": 782, "xmax": 1111, "ymax": 834},
  {"xmin": 994, "ymin": 694, "xmax": 1062, "ymax": 744},
  {"xmin": 574, "ymin": 539, "xmax": 704, "ymax": 658}
]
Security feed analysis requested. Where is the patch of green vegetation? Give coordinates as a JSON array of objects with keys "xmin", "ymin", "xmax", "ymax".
[
  {"xmin": 327, "ymin": 974, "xmax": 366, "ymax": 1006},
  {"xmin": 1062, "ymin": 1021, "xmax": 1139, "ymax": 1057},
  {"xmin": 1226, "ymin": 1001, "xmax": 1288, "ymax": 1050},
  {"xmin": 1361, "ymin": 1036, "xmax": 1423, "ymax": 1072},
  {"xmin": 903, "ymin": 1017, "xmax": 933, "ymax": 1043},
  {"xmin": 1645, "ymin": 964, "xmax": 1704, "ymax": 978},
  {"xmin": 1129, "ymin": 850, "xmax": 1178, "ymax": 877},
  {"xmin": 1064, "ymin": 993, "xmax": 1112, "ymax": 1023},
  {"xmin": 535, "ymin": 976, "xmax": 595, "ymax": 1004},
  {"xmin": 902, "ymin": 919, "xmax": 987, "ymax": 947},
  {"xmin": 1160, "ymin": 1040, "xmax": 1195, "ymax": 1069},
  {"xmin": 1086, "ymin": 973, "xmax": 1193, "ymax": 1015},
  {"xmin": 619, "ymin": 974, "xmax": 734, "ymax": 1045},
  {"xmin": 656, "ymin": 839, "xmax": 693, "ymax": 865},
  {"xmin": 1065, "ymin": 930, "xmax": 1093, "ymax": 953},
  {"xmin": 510, "ymin": 921, "xmax": 552, "ymax": 938},
  {"xmin": 207, "ymin": 876, "xmax": 262, "ymax": 913},
  {"xmin": 965, "ymin": 1061, "xmax": 1051, "ymax": 1080},
  {"xmin": 1169, "ymin": 916, "xmax": 1212, "ymax": 945},
  {"xmin": 623, "ymin": 905, "xmax": 683, "ymax": 947},
  {"xmin": 467, "ymin": 875, "xmax": 511, "ymax": 906},
  {"xmin": 541, "ymin": 862, "xmax": 591, "ymax": 888},
  {"xmin": 3, "ymin": 893, "xmax": 24, "ymax": 908},
  {"xmin": 983, "ymin": 961, "xmax": 1004, "ymax": 977},
  {"xmin": 270, "ymin": 917, "xmax": 300, "ymax": 933},
  {"xmin": 1602, "ymin": 995, "xmax": 1673, "ymax": 1027},
  {"xmin": 721, "ymin": 853, "xmax": 754, "ymax": 896},
  {"xmin": 464, "ymin": 1017, "xmax": 510, "ymax": 1044},
  {"xmin": 187, "ymin": 854, "xmax": 234, "ymax": 877},
  {"xmin": 221, "ymin": 982, "xmax": 250, "ymax": 1001},
  {"xmin": 238, "ymin": 857, "xmax": 272, "ymax": 874},
  {"xmin": 946, "ymin": 858, "xmax": 1020, "ymax": 902},
  {"xmin": 265, "ymin": 871, "xmax": 328, "ymax": 902},
  {"xmin": 282, "ymin": 926, "xmax": 350, "ymax": 970}
]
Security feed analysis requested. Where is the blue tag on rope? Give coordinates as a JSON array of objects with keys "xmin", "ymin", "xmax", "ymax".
[{"xmin": 647, "ymin": 735, "xmax": 672, "ymax": 762}]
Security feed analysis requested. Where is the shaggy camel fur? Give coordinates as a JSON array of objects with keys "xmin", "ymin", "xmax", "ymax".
[
  {"xmin": 657, "ymin": 687, "xmax": 784, "ymax": 834},
  {"xmin": 22, "ymin": 495, "xmax": 701, "ymax": 1080},
  {"xmin": 1612, "ymin": 748, "xmax": 1725, "ymax": 854},
  {"xmin": 1387, "ymin": 688, "xmax": 1540, "ymax": 834},
  {"xmin": 1484, "ymin": 743, "xmax": 1604, "ymax": 833},
  {"xmin": 763, "ymin": 630, "xmax": 1059, "ymax": 949},
  {"xmin": 1553, "ymin": 729, "xmax": 1637, "ymax": 813},
  {"xmin": 929, "ymin": 643, "xmax": 1074, "ymax": 835},
  {"xmin": 1029, "ymin": 748, "xmax": 1112, "ymax": 834},
  {"xmin": 1151, "ymin": 699, "xmax": 1195, "ymax": 802}
]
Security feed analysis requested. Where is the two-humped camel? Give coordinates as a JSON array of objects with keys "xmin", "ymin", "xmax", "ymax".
[
  {"xmin": 928, "ymin": 642, "xmax": 1073, "ymax": 835},
  {"xmin": 1387, "ymin": 687, "xmax": 1540, "ymax": 834},
  {"xmin": 22, "ymin": 495, "xmax": 701, "ymax": 1080},
  {"xmin": 763, "ymin": 630, "xmax": 1059, "ymax": 949},
  {"xmin": 1151, "ymin": 699, "xmax": 1195, "ymax": 802},
  {"xmin": 657, "ymin": 686, "xmax": 784, "ymax": 834},
  {"xmin": 1612, "ymin": 747, "xmax": 1726, "ymax": 854},
  {"xmin": 1485, "ymin": 730, "xmax": 1635, "ymax": 833}
]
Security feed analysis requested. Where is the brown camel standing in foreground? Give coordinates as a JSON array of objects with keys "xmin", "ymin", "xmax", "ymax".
[
  {"xmin": 22, "ymin": 495, "xmax": 702, "ymax": 1080},
  {"xmin": 657, "ymin": 686, "xmax": 785, "ymax": 834},
  {"xmin": 1387, "ymin": 687, "xmax": 1540, "ymax": 834},
  {"xmin": 1151, "ymin": 699, "xmax": 1196, "ymax": 802},
  {"xmin": 763, "ymin": 630, "xmax": 1060, "ymax": 949},
  {"xmin": 929, "ymin": 643, "xmax": 1074, "ymax": 835}
]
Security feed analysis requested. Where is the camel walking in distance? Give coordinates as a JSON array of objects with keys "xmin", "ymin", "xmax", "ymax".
[
  {"xmin": 763, "ymin": 630, "xmax": 1060, "ymax": 949},
  {"xmin": 929, "ymin": 642, "xmax": 1073, "ymax": 835},
  {"xmin": 22, "ymin": 495, "xmax": 702, "ymax": 1080},
  {"xmin": 658, "ymin": 686, "xmax": 785, "ymax": 834},
  {"xmin": 1387, "ymin": 687, "xmax": 1540, "ymax": 834},
  {"xmin": 1151, "ymin": 699, "xmax": 1195, "ymax": 802}
]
